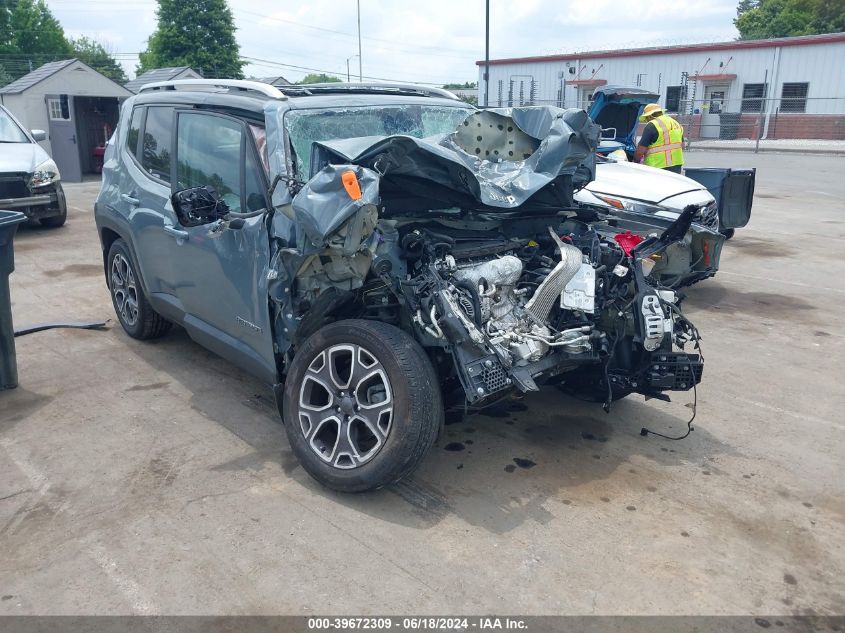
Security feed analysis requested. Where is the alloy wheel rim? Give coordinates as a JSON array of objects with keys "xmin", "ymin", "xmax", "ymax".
[
  {"xmin": 111, "ymin": 253, "xmax": 139, "ymax": 327},
  {"xmin": 297, "ymin": 344, "xmax": 394, "ymax": 470}
]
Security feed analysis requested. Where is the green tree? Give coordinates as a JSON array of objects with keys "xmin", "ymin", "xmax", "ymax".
[
  {"xmin": 72, "ymin": 37, "xmax": 126, "ymax": 84},
  {"xmin": 138, "ymin": 0, "xmax": 243, "ymax": 78},
  {"xmin": 442, "ymin": 81, "xmax": 478, "ymax": 90},
  {"xmin": 1, "ymin": 0, "xmax": 72, "ymax": 82},
  {"xmin": 1, "ymin": 1, "xmax": 13, "ymax": 56},
  {"xmin": 297, "ymin": 73, "xmax": 342, "ymax": 84},
  {"xmin": 735, "ymin": 0, "xmax": 845, "ymax": 39},
  {"xmin": 9, "ymin": 0, "xmax": 72, "ymax": 60},
  {"xmin": 0, "ymin": 63, "xmax": 12, "ymax": 87}
]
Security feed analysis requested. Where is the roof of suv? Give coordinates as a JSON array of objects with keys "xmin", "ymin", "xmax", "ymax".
[{"xmin": 131, "ymin": 80, "xmax": 471, "ymax": 117}]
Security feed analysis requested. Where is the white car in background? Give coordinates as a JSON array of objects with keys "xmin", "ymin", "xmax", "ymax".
[
  {"xmin": 0, "ymin": 104, "xmax": 67, "ymax": 228},
  {"xmin": 575, "ymin": 157, "xmax": 755, "ymax": 287}
]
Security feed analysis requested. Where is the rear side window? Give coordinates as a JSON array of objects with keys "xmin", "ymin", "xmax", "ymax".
[
  {"xmin": 141, "ymin": 106, "xmax": 174, "ymax": 182},
  {"xmin": 126, "ymin": 107, "xmax": 143, "ymax": 159}
]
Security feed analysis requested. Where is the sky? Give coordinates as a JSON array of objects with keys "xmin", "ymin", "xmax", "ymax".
[{"xmin": 46, "ymin": 0, "xmax": 741, "ymax": 84}]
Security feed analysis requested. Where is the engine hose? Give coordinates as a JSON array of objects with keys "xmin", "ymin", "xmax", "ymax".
[
  {"xmin": 454, "ymin": 279, "xmax": 483, "ymax": 327},
  {"xmin": 421, "ymin": 229, "xmax": 456, "ymax": 245}
]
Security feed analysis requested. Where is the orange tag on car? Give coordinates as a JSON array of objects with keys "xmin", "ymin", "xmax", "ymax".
[{"xmin": 342, "ymin": 170, "xmax": 362, "ymax": 201}]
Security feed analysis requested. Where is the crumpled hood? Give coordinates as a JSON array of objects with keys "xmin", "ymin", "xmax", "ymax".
[
  {"xmin": 585, "ymin": 161, "xmax": 708, "ymax": 205},
  {"xmin": 307, "ymin": 106, "xmax": 600, "ymax": 211},
  {"xmin": 0, "ymin": 142, "xmax": 49, "ymax": 174}
]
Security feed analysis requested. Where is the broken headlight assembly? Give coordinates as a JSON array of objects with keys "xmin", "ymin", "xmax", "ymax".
[
  {"xmin": 594, "ymin": 194, "xmax": 665, "ymax": 216},
  {"xmin": 29, "ymin": 159, "xmax": 60, "ymax": 189}
]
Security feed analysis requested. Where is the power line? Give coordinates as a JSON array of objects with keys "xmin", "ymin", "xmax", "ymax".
[
  {"xmin": 240, "ymin": 56, "xmax": 447, "ymax": 86},
  {"xmin": 0, "ymin": 51, "xmax": 456, "ymax": 86},
  {"xmin": 43, "ymin": 0, "xmax": 480, "ymax": 58}
]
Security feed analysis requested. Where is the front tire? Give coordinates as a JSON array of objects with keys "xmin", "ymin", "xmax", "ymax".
[
  {"xmin": 282, "ymin": 320, "xmax": 443, "ymax": 492},
  {"xmin": 38, "ymin": 184, "xmax": 67, "ymax": 228},
  {"xmin": 107, "ymin": 238, "xmax": 171, "ymax": 340}
]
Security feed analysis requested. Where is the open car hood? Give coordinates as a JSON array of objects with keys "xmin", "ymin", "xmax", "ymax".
[
  {"xmin": 306, "ymin": 106, "xmax": 600, "ymax": 214},
  {"xmin": 588, "ymin": 85, "xmax": 659, "ymax": 150}
]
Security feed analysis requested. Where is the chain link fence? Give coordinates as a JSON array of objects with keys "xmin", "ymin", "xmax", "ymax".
[
  {"xmin": 485, "ymin": 80, "xmax": 845, "ymax": 147},
  {"xmin": 672, "ymin": 96, "xmax": 845, "ymax": 149}
]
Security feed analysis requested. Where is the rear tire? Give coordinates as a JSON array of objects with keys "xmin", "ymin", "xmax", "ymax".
[
  {"xmin": 282, "ymin": 320, "xmax": 443, "ymax": 492},
  {"xmin": 107, "ymin": 238, "xmax": 171, "ymax": 340}
]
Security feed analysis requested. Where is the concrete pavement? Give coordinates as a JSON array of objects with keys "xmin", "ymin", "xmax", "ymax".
[{"xmin": 1, "ymin": 154, "xmax": 843, "ymax": 615}]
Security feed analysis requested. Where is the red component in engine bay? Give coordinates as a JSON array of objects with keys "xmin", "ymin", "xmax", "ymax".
[{"xmin": 614, "ymin": 231, "xmax": 644, "ymax": 256}]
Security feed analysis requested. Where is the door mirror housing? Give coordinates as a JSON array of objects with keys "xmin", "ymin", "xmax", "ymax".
[
  {"xmin": 30, "ymin": 129, "xmax": 47, "ymax": 142},
  {"xmin": 172, "ymin": 186, "xmax": 230, "ymax": 227}
]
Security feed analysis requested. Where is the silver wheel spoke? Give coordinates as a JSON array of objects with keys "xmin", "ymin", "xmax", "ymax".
[
  {"xmin": 111, "ymin": 254, "xmax": 138, "ymax": 326},
  {"xmin": 307, "ymin": 415, "xmax": 342, "ymax": 463},
  {"xmin": 332, "ymin": 419, "xmax": 360, "ymax": 469},
  {"xmin": 297, "ymin": 343, "xmax": 394, "ymax": 470}
]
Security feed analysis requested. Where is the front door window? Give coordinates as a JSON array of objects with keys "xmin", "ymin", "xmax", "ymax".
[{"xmin": 176, "ymin": 112, "xmax": 245, "ymax": 212}]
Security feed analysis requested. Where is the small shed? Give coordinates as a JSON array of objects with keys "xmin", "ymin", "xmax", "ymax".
[
  {"xmin": 257, "ymin": 75, "xmax": 292, "ymax": 87},
  {"xmin": 0, "ymin": 59, "xmax": 132, "ymax": 182},
  {"xmin": 125, "ymin": 66, "xmax": 203, "ymax": 93}
]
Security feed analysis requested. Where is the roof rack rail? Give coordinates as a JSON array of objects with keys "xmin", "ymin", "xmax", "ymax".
[
  {"xmin": 276, "ymin": 82, "xmax": 461, "ymax": 101},
  {"xmin": 138, "ymin": 79, "xmax": 286, "ymax": 100}
]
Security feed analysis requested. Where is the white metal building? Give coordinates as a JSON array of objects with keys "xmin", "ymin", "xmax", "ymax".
[{"xmin": 477, "ymin": 32, "xmax": 845, "ymax": 139}]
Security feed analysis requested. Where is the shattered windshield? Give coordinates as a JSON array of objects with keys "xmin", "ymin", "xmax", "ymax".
[{"xmin": 285, "ymin": 104, "xmax": 473, "ymax": 176}]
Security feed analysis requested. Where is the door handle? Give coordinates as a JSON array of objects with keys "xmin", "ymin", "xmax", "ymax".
[
  {"xmin": 163, "ymin": 224, "xmax": 189, "ymax": 242},
  {"xmin": 120, "ymin": 193, "xmax": 139, "ymax": 206}
]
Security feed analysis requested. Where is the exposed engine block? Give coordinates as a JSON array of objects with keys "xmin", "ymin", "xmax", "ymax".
[{"xmin": 444, "ymin": 229, "xmax": 596, "ymax": 365}]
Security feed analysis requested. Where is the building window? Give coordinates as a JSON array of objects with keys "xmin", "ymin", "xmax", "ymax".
[
  {"xmin": 741, "ymin": 83, "xmax": 768, "ymax": 113},
  {"xmin": 47, "ymin": 98, "xmax": 67, "ymax": 121},
  {"xmin": 780, "ymin": 82, "xmax": 809, "ymax": 113},
  {"xmin": 665, "ymin": 85, "xmax": 687, "ymax": 113}
]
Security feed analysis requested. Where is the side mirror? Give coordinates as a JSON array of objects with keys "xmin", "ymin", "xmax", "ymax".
[
  {"xmin": 30, "ymin": 129, "xmax": 47, "ymax": 142},
  {"xmin": 171, "ymin": 186, "xmax": 229, "ymax": 227}
]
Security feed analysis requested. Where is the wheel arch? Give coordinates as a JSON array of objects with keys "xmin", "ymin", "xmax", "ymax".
[{"xmin": 98, "ymin": 221, "xmax": 151, "ymax": 297}]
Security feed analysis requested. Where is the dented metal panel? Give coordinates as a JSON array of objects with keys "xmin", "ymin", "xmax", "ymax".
[{"xmin": 307, "ymin": 106, "xmax": 599, "ymax": 211}]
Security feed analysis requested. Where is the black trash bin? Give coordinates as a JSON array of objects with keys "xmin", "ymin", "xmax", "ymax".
[{"xmin": 0, "ymin": 210, "xmax": 27, "ymax": 390}]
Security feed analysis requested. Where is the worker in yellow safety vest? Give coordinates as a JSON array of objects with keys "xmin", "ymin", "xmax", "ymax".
[{"xmin": 633, "ymin": 103, "xmax": 684, "ymax": 173}]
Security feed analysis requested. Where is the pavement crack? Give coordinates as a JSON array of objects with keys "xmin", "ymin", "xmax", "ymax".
[
  {"xmin": 180, "ymin": 486, "xmax": 255, "ymax": 511},
  {"xmin": 0, "ymin": 489, "xmax": 33, "ymax": 502}
]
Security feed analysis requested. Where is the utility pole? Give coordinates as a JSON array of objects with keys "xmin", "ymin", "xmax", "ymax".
[
  {"xmin": 347, "ymin": 55, "xmax": 359, "ymax": 83},
  {"xmin": 484, "ymin": 0, "xmax": 490, "ymax": 107},
  {"xmin": 357, "ymin": 0, "xmax": 363, "ymax": 81}
]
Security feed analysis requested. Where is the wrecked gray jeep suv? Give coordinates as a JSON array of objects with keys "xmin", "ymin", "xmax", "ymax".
[{"xmin": 95, "ymin": 80, "xmax": 704, "ymax": 492}]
